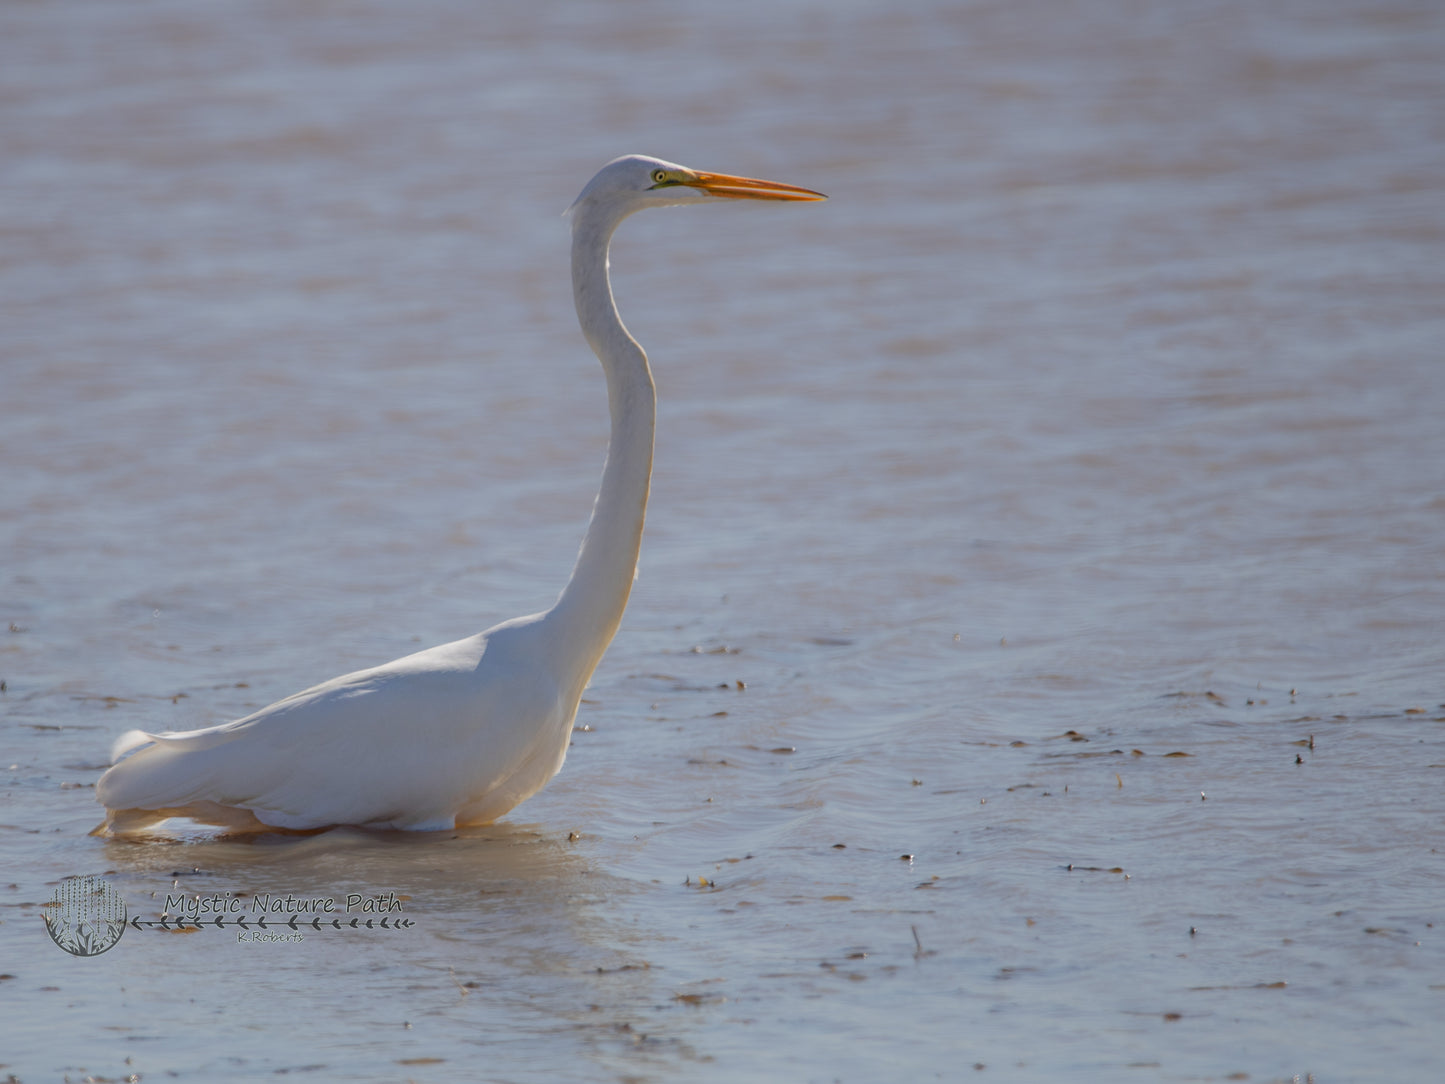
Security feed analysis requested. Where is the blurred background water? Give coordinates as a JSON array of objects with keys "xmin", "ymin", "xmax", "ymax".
[{"xmin": 2, "ymin": 1, "xmax": 1442, "ymax": 1080}]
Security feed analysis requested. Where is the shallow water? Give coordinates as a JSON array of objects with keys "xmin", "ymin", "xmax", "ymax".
[{"xmin": 3, "ymin": 0, "xmax": 1443, "ymax": 1080}]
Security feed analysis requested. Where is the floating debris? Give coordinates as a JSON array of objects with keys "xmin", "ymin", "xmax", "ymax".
[
  {"xmin": 674, "ymin": 991, "xmax": 726, "ymax": 1005},
  {"xmin": 594, "ymin": 962, "xmax": 651, "ymax": 975},
  {"xmin": 1189, "ymin": 981, "xmax": 1286, "ymax": 991},
  {"xmin": 911, "ymin": 925, "xmax": 936, "ymax": 959}
]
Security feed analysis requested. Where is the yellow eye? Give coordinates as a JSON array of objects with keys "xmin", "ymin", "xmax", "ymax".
[{"xmin": 651, "ymin": 169, "xmax": 668, "ymax": 184}]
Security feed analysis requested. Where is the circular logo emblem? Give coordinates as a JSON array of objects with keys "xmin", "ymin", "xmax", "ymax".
[{"xmin": 43, "ymin": 875, "xmax": 127, "ymax": 956}]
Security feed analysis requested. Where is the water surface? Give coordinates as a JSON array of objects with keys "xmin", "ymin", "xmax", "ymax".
[{"xmin": 2, "ymin": 1, "xmax": 1443, "ymax": 1080}]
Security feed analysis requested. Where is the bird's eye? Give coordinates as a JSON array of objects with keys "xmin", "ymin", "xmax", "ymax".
[{"xmin": 651, "ymin": 169, "xmax": 668, "ymax": 184}]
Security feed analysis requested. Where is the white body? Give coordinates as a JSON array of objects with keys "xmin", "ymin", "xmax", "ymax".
[
  {"xmin": 95, "ymin": 155, "xmax": 824, "ymax": 834},
  {"xmin": 99, "ymin": 618, "xmax": 572, "ymax": 830}
]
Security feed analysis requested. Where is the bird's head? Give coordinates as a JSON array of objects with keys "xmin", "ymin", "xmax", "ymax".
[{"xmin": 568, "ymin": 154, "xmax": 826, "ymax": 225}]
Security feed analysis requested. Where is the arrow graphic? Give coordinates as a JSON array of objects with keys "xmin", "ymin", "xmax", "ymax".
[{"xmin": 130, "ymin": 915, "xmax": 415, "ymax": 932}]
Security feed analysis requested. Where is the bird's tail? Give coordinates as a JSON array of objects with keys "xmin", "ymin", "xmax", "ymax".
[{"xmin": 110, "ymin": 729, "xmax": 155, "ymax": 762}]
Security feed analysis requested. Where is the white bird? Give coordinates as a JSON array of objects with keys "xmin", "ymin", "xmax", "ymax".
[{"xmin": 95, "ymin": 155, "xmax": 825, "ymax": 836}]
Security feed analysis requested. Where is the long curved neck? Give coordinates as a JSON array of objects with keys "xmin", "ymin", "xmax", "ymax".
[{"xmin": 547, "ymin": 203, "xmax": 656, "ymax": 694}]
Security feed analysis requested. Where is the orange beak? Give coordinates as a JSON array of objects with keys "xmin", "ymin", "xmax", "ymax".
[{"xmin": 682, "ymin": 171, "xmax": 828, "ymax": 202}]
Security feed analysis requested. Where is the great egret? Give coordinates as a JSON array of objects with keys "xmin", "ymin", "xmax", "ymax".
[{"xmin": 95, "ymin": 155, "xmax": 825, "ymax": 835}]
